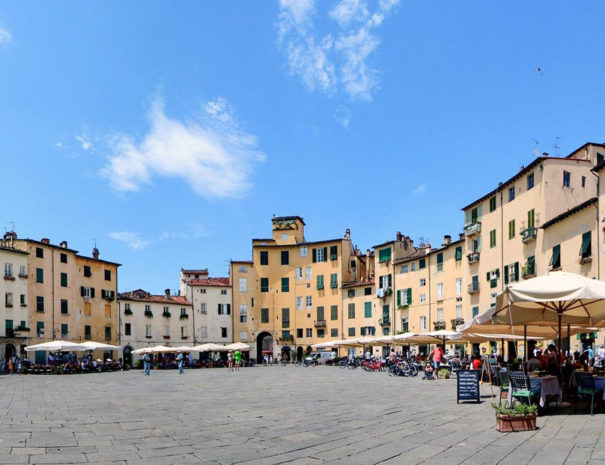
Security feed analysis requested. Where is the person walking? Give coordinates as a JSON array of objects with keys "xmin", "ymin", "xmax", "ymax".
[
  {"xmin": 177, "ymin": 353, "xmax": 184, "ymax": 374},
  {"xmin": 234, "ymin": 349, "xmax": 242, "ymax": 372},
  {"xmin": 228, "ymin": 351, "xmax": 234, "ymax": 372},
  {"xmin": 597, "ymin": 345, "xmax": 605, "ymax": 368},
  {"xmin": 143, "ymin": 352, "xmax": 151, "ymax": 376},
  {"xmin": 429, "ymin": 345, "xmax": 444, "ymax": 379}
]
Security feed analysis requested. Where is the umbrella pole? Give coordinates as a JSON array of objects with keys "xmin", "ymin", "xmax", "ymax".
[
  {"xmin": 558, "ymin": 312, "xmax": 563, "ymax": 379},
  {"xmin": 524, "ymin": 325, "xmax": 527, "ymax": 373}
]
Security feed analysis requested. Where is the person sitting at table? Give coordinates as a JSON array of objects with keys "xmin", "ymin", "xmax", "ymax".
[
  {"xmin": 471, "ymin": 354, "xmax": 482, "ymax": 370},
  {"xmin": 536, "ymin": 350, "xmax": 548, "ymax": 371},
  {"xmin": 527, "ymin": 353, "xmax": 541, "ymax": 372}
]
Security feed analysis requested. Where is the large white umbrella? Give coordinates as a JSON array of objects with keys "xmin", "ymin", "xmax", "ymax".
[
  {"xmin": 79, "ymin": 341, "xmax": 121, "ymax": 351},
  {"xmin": 171, "ymin": 346, "xmax": 198, "ymax": 352},
  {"xmin": 25, "ymin": 340, "xmax": 87, "ymax": 352},
  {"xmin": 132, "ymin": 345, "xmax": 172, "ymax": 354},
  {"xmin": 192, "ymin": 343, "xmax": 230, "ymax": 352},
  {"xmin": 224, "ymin": 342, "xmax": 251, "ymax": 351}
]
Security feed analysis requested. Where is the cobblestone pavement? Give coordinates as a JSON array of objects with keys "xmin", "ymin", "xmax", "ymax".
[{"xmin": 0, "ymin": 366, "xmax": 604, "ymax": 464}]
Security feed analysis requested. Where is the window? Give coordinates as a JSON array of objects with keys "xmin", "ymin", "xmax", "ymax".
[
  {"xmin": 84, "ymin": 302, "xmax": 91, "ymax": 316},
  {"xmin": 199, "ymin": 289, "xmax": 206, "ymax": 294},
  {"xmin": 599, "ymin": 152, "xmax": 605, "ymax": 165},
  {"xmin": 528, "ymin": 209, "xmax": 535, "ymax": 228},
  {"xmin": 563, "ymin": 171, "xmax": 571, "ymax": 187},
  {"xmin": 472, "ymin": 306, "xmax": 479, "ymax": 317},
  {"xmin": 4, "ymin": 263, "xmax": 12, "ymax": 278},
  {"xmin": 105, "ymin": 326, "xmax": 111, "ymax": 341},
  {"xmin": 300, "ymin": 246, "xmax": 308, "ymax": 257},
  {"xmin": 297, "ymin": 328, "xmax": 303, "ymax": 338},
  {"xmin": 330, "ymin": 245, "xmax": 338, "ymax": 260},
  {"xmin": 312, "ymin": 247, "xmax": 327, "ymax": 262},
  {"xmin": 20, "ymin": 294, "xmax": 26, "ymax": 307},
  {"xmin": 36, "ymin": 247, "xmax": 43, "ymax": 258},
  {"xmin": 437, "ymin": 308, "xmax": 444, "ymax": 322},
  {"xmin": 331, "ymin": 328, "xmax": 338, "ymax": 337},
  {"xmin": 37, "ymin": 322, "xmax": 44, "ymax": 337},
  {"xmin": 419, "ymin": 258, "xmax": 426, "ymax": 269},
  {"xmin": 104, "ymin": 269, "xmax": 111, "ymax": 281},
  {"xmin": 281, "ymin": 250, "xmax": 289, "ymax": 265},
  {"xmin": 83, "ymin": 266, "xmax": 91, "ymax": 277},
  {"xmin": 508, "ymin": 220, "xmax": 515, "ymax": 239},
  {"xmin": 420, "ymin": 316, "xmax": 426, "ymax": 331},
  {"xmin": 378, "ymin": 248, "xmax": 392, "ymax": 263},
  {"xmin": 240, "ymin": 305, "xmax": 248, "ymax": 323},
  {"xmin": 200, "ymin": 303, "xmax": 207, "ymax": 314},
  {"xmin": 364, "ymin": 287, "xmax": 372, "ymax": 296},
  {"xmin": 331, "ymin": 305, "xmax": 338, "ymax": 320},
  {"xmin": 105, "ymin": 304, "xmax": 111, "ymax": 318},
  {"xmin": 60, "ymin": 252, "xmax": 67, "ymax": 263},
  {"xmin": 218, "ymin": 304, "xmax": 231, "ymax": 315},
  {"xmin": 180, "ymin": 307, "xmax": 187, "ymax": 316},
  {"xmin": 401, "ymin": 265, "xmax": 409, "ymax": 273},
  {"xmin": 420, "ymin": 294, "xmax": 426, "ymax": 303},
  {"xmin": 306, "ymin": 296, "xmax": 312, "ymax": 309},
  {"xmin": 378, "ymin": 274, "xmax": 392, "ymax": 289},
  {"xmin": 347, "ymin": 289, "xmax": 355, "ymax": 298},
  {"xmin": 397, "ymin": 288, "xmax": 412, "ymax": 306},
  {"xmin": 490, "ymin": 229, "xmax": 496, "ymax": 248},
  {"xmin": 60, "ymin": 299, "xmax": 68, "ymax": 314},
  {"xmin": 411, "ymin": 262, "xmax": 416, "ymax": 271},
  {"xmin": 419, "ymin": 278, "xmax": 426, "ymax": 287},
  {"xmin": 305, "ymin": 266, "xmax": 312, "ymax": 281},
  {"xmin": 437, "ymin": 283, "xmax": 444, "ymax": 298},
  {"xmin": 296, "ymin": 297, "xmax": 303, "ymax": 310},
  {"xmin": 456, "ymin": 278, "xmax": 462, "ymax": 295},
  {"xmin": 455, "ymin": 246, "xmax": 462, "ymax": 261},
  {"xmin": 239, "ymin": 266, "xmax": 248, "ymax": 273},
  {"xmin": 36, "ymin": 296, "xmax": 44, "ymax": 312},
  {"xmin": 221, "ymin": 327, "xmax": 228, "ymax": 338},
  {"xmin": 60, "ymin": 272, "xmax": 67, "ymax": 287},
  {"xmin": 260, "ymin": 278, "xmax": 269, "ymax": 292},
  {"xmin": 582, "ymin": 176, "xmax": 586, "ymax": 188},
  {"xmin": 330, "ymin": 273, "xmax": 338, "ymax": 289},
  {"xmin": 527, "ymin": 173, "xmax": 535, "ymax": 190},
  {"xmin": 19, "ymin": 265, "xmax": 25, "ymax": 277},
  {"xmin": 550, "ymin": 244, "xmax": 561, "ymax": 269},
  {"xmin": 261, "ymin": 308, "xmax": 269, "ymax": 323},
  {"xmin": 316, "ymin": 275, "xmax": 324, "ymax": 290},
  {"xmin": 317, "ymin": 306, "xmax": 324, "ymax": 321},
  {"xmin": 221, "ymin": 289, "xmax": 227, "ymax": 295},
  {"xmin": 456, "ymin": 305, "xmax": 462, "ymax": 319},
  {"xmin": 36, "ymin": 268, "xmax": 43, "ymax": 283},
  {"xmin": 306, "ymin": 328, "xmax": 312, "ymax": 338},
  {"xmin": 80, "ymin": 286, "xmax": 94, "ymax": 298},
  {"xmin": 237, "ymin": 278, "xmax": 247, "ymax": 293},
  {"xmin": 180, "ymin": 326, "xmax": 187, "ymax": 339},
  {"xmin": 281, "ymin": 308, "xmax": 290, "ymax": 328},
  {"xmin": 436, "ymin": 253, "xmax": 443, "ymax": 271},
  {"xmin": 317, "ymin": 329, "xmax": 325, "ymax": 338},
  {"xmin": 581, "ymin": 231, "xmax": 592, "ymax": 259},
  {"xmin": 295, "ymin": 267, "xmax": 303, "ymax": 281},
  {"xmin": 5, "ymin": 292, "xmax": 13, "ymax": 308},
  {"xmin": 281, "ymin": 277, "xmax": 289, "ymax": 292},
  {"xmin": 61, "ymin": 324, "xmax": 68, "ymax": 339},
  {"xmin": 348, "ymin": 303, "xmax": 355, "ymax": 319},
  {"xmin": 348, "ymin": 327, "xmax": 356, "ymax": 337},
  {"xmin": 85, "ymin": 325, "xmax": 92, "ymax": 339},
  {"xmin": 489, "ymin": 196, "xmax": 497, "ymax": 212},
  {"xmin": 364, "ymin": 301, "xmax": 372, "ymax": 318},
  {"xmin": 508, "ymin": 186, "xmax": 515, "ymax": 201},
  {"xmin": 260, "ymin": 251, "xmax": 268, "ymax": 265}
]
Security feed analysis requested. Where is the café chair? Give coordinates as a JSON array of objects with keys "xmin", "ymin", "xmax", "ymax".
[
  {"xmin": 498, "ymin": 370, "xmax": 510, "ymax": 405},
  {"xmin": 510, "ymin": 372, "xmax": 538, "ymax": 407},
  {"xmin": 575, "ymin": 373, "xmax": 602, "ymax": 416}
]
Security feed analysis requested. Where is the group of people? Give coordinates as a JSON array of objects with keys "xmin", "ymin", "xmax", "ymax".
[
  {"xmin": 2, "ymin": 355, "xmax": 22, "ymax": 374},
  {"xmin": 227, "ymin": 349, "xmax": 242, "ymax": 372}
]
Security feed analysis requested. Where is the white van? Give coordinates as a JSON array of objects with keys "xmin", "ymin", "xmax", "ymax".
[{"xmin": 305, "ymin": 352, "xmax": 337, "ymax": 365}]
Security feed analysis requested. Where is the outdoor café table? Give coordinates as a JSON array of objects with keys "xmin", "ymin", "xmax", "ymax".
[
  {"xmin": 592, "ymin": 376, "xmax": 605, "ymax": 400},
  {"xmin": 510, "ymin": 375, "xmax": 561, "ymax": 407}
]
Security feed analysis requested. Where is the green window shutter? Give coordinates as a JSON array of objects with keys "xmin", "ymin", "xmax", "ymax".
[
  {"xmin": 504, "ymin": 265, "xmax": 509, "ymax": 285},
  {"xmin": 396, "ymin": 290, "xmax": 401, "ymax": 306},
  {"xmin": 580, "ymin": 232, "xmax": 591, "ymax": 256},
  {"xmin": 407, "ymin": 288, "xmax": 412, "ymax": 304},
  {"xmin": 260, "ymin": 278, "xmax": 268, "ymax": 292},
  {"xmin": 437, "ymin": 253, "xmax": 443, "ymax": 264},
  {"xmin": 378, "ymin": 276, "xmax": 384, "ymax": 289},
  {"xmin": 331, "ymin": 305, "xmax": 338, "ymax": 320},
  {"xmin": 317, "ymin": 275, "xmax": 324, "ymax": 290},
  {"xmin": 330, "ymin": 245, "xmax": 338, "ymax": 260},
  {"xmin": 323, "ymin": 247, "xmax": 328, "ymax": 261},
  {"xmin": 330, "ymin": 273, "xmax": 338, "ymax": 288},
  {"xmin": 281, "ymin": 277, "xmax": 289, "ymax": 292},
  {"xmin": 317, "ymin": 306, "xmax": 324, "ymax": 320},
  {"xmin": 486, "ymin": 272, "xmax": 490, "ymax": 282},
  {"xmin": 455, "ymin": 246, "xmax": 462, "ymax": 260},
  {"xmin": 260, "ymin": 251, "xmax": 268, "ymax": 265},
  {"xmin": 514, "ymin": 262, "xmax": 519, "ymax": 281},
  {"xmin": 312, "ymin": 248, "xmax": 317, "ymax": 262},
  {"xmin": 364, "ymin": 302, "xmax": 372, "ymax": 318},
  {"xmin": 348, "ymin": 303, "xmax": 355, "ymax": 319},
  {"xmin": 550, "ymin": 245, "xmax": 560, "ymax": 267},
  {"xmin": 419, "ymin": 258, "xmax": 425, "ymax": 269},
  {"xmin": 379, "ymin": 248, "xmax": 392, "ymax": 263},
  {"xmin": 528, "ymin": 209, "xmax": 535, "ymax": 228}
]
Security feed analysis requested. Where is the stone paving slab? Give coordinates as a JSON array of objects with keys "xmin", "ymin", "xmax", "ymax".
[{"xmin": 1, "ymin": 366, "xmax": 605, "ymax": 464}]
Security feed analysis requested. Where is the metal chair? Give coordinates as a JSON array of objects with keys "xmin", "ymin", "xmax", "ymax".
[
  {"xmin": 498, "ymin": 370, "xmax": 510, "ymax": 405},
  {"xmin": 575, "ymin": 373, "xmax": 602, "ymax": 416},
  {"xmin": 509, "ymin": 372, "xmax": 537, "ymax": 407}
]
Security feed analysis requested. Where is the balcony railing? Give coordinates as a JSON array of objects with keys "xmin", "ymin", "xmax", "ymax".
[
  {"xmin": 3, "ymin": 274, "xmax": 15, "ymax": 281},
  {"xmin": 314, "ymin": 319, "xmax": 326, "ymax": 328},
  {"xmin": 451, "ymin": 318, "xmax": 465, "ymax": 330},
  {"xmin": 162, "ymin": 311, "xmax": 171, "ymax": 318},
  {"xmin": 124, "ymin": 309, "xmax": 133, "ymax": 316},
  {"xmin": 5, "ymin": 329, "xmax": 14, "ymax": 337},
  {"xmin": 580, "ymin": 256, "xmax": 593, "ymax": 265},
  {"xmin": 144, "ymin": 310, "xmax": 153, "ymax": 318},
  {"xmin": 464, "ymin": 222, "xmax": 481, "ymax": 236},
  {"xmin": 179, "ymin": 314, "xmax": 189, "ymax": 320},
  {"xmin": 379, "ymin": 317, "xmax": 390, "ymax": 326},
  {"xmin": 468, "ymin": 283, "xmax": 479, "ymax": 294},
  {"xmin": 467, "ymin": 252, "xmax": 480, "ymax": 264},
  {"xmin": 521, "ymin": 227, "xmax": 537, "ymax": 243},
  {"xmin": 433, "ymin": 320, "xmax": 446, "ymax": 331}
]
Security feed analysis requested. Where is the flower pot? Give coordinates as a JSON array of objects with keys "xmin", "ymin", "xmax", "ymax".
[{"xmin": 496, "ymin": 414, "xmax": 537, "ymax": 432}]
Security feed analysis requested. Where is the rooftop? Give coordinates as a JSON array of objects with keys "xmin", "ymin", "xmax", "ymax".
[{"xmin": 118, "ymin": 289, "xmax": 192, "ymax": 305}]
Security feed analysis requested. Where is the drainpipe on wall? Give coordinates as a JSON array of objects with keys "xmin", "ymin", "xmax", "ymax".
[
  {"xmin": 51, "ymin": 249, "xmax": 55, "ymax": 340},
  {"xmin": 591, "ymin": 170, "xmax": 600, "ymax": 280}
]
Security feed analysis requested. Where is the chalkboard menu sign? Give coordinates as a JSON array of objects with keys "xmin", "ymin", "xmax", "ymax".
[{"xmin": 457, "ymin": 370, "xmax": 480, "ymax": 403}]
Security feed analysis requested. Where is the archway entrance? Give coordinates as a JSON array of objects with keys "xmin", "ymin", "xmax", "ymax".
[
  {"xmin": 256, "ymin": 332, "xmax": 273, "ymax": 363},
  {"xmin": 281, "ymin": 346, "xmax": 291, "ymax": 363},
  {"xmin": 123, "ymin": 345, "xmax": 133, "ymax": 368},
  {"xmin": 5, "ymin": 343, "xmax": 16, "ymax": 361},
  {"xmin": 296, "ymin": 346, "xmax": 303, "ymax": 362}
]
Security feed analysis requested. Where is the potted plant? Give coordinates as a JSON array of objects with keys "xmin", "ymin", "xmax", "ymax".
[{"xmin": 492, "ymin": 402, "xmax": 538, "ymax": 432}]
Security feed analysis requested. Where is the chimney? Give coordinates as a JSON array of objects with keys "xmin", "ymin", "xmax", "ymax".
[
  {"xmin": 459, "ymin": 233, "xmax": 465, "ymax": 241},
  {"xmin": 365, "ymin": 249, "xmax": 371, "ymax": 282},
  {"xmin": 344, "ymin": 229, "xmax": 351, "ymax": 240},
  {"xmin": 41, "ymin": 238, "xmax": 50, "ymax": 244},
  {"xmin": 443, "ymin": 235, "xmax": 451, "ymax": 245},
  {"xmin": 165, "ymin": 289, "xmax": 171, "ymax": 298},
  {"xmin": 396, "ymin": 231, "xmax": 403, "ymax": 242},
  {"xmin": 543, "ymin": 152, "xmax": 549, "ymax": 157},
  {"xmin": 425, "ymin": 243, "xmax": 431, "ymax": 255},
  {"xmin": 60, "ymin": 241, "xmax": 68, "ymax": 248},
  {"xmin": 92, "ymin": 247, "xmax": 99, "ymax": 260}
]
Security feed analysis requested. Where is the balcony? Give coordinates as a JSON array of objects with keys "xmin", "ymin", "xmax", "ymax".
[
  {"xmin": 278, "ymin": 335, "xmax": 294, "ymax": 343},
  {"xmin": 179, "ymin": 313, "xmax": 189, "ymax": 320},
  {"xmin": 163, "ymin": 335, "xmax": 170, "ymax": 340},
  {"xmin": 18, "ymin": 273, "xmax": 28, "ymax": 279},
  {"xmin": 433, "ymin": 320, "xmax": 446, "ymax": 331},
  {"xmin": 379, "ymin": 317, "xmax": 390, "ymax": 326},
  {"xmin": 522, "ymin": 264, "xmax": 536, "ymax": 279},
  {"xmin": 521, "ymin": 227, "xmax": 537, "ymax": 243},
  {"xmin": 468, "ymin": 283, "xmax": 479, "ymax": 294},
  {"xmin": 144, "ymin": 310, "xmax": 153, "ymax": 318},
  {"xmin": 162, "ymin": 311, "xmax": 171, "ymax": 318},
  {"xmin": 124, "ymin": 309, "xmax": 133, "ymax": 316},
  {"xmin": 4, "ymin": 329, "xmax": 14, "ymax": 337},
  {"xmin": 467, "ymin": 252, "xmax": 480, "ymax": 264},
  {"xmin": 3, "ymin": 274, "xmax": 15, "ymax": 281},
  {"xmin": 464, "ymin": 222, "xmax": 481, "ymax": 236},
  {"xmin": 451, "ymin": 318, "xmax": 465, "ymax": 330},
  {"xmin": 580, "ymin": 256, "xmax": 593, "ymax": 265},
  {"xmin": 314, "ymin": 319, "xmax": 326, "ymax": 328}
]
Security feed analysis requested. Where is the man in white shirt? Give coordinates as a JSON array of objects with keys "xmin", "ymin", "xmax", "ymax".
[{"xmin": 597, "ymin": 345, "xmax": 605, "ymax": 367}]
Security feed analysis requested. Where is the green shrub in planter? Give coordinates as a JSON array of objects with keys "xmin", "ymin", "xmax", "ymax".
[{"xmin": 438, "ymin": 368, "xmax": 450, "ymax": 379}]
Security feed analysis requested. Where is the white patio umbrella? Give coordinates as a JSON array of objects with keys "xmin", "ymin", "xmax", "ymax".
[
  {"xmin": 171, "ymin": 346, "xmax": 198, "ymax": 352},
  {"xmin": 79, "ymin": 341, "xmax": 121, "ymax": 351},
  {"xmin": 224, "ymin": 342, "xmax": 251, "ymax": 351},
  {"xmin": 192, "ymin": 343, "xmax": 230, "ymax": 352},
  {"xmin": 25, "ymin": 340, "xmax": 87, "ymax": 352},
  {"xmin": 493, "ymin": 271, "xmax": 605, "ymax": 371},
  {"xmin": 311, "ymin": 341, "xmax": 340, "ymax": 349},
  {"xmin": 132, "ymin": 345, "xmax": 172, "ymax": 354}
]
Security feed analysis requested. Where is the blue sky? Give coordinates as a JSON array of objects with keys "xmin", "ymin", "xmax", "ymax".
[{"xmin": 2, "ymin": 1, "xmax": 605, "ymax": 293}]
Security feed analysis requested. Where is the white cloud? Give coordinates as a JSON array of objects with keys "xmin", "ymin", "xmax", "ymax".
[
  {"xmin": 159, "ymin": 224, "xmax": 209, "ymax": 241},
  {"xmin": 334, "ymin": 105, "xmax": 352, "ymax": 128},
  {"xmin": 412, "ymin": 184, "xmax": 427, "ymax": 195},
  {"xmin": 100, "ymin": 97, "xmax": 266, "ymax": 199},
  {"xmin": 277, "ymin": 0, "xmax": 399, "ymax": 100},
  {"xmin": 0, "ymin": 27, "xmax": 11, "ymax": 46},
  {"xmin": 75, "ymin": 134, "xmax": 92, "ymax": 151},
  {"xmin": 109, "ymin": 231, "xmax": 151, "ymax": 250}
]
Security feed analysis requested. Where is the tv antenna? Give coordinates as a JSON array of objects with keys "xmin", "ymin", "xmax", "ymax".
[
  {"xmin": 553, "ymin": 136, "xmax": 560, "ymax": 157},
  {"xmin": 531, "ymin": 138, "xmax": 540, "ymax": 158}
]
